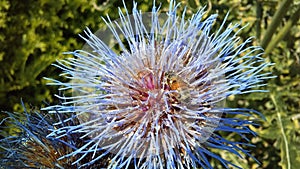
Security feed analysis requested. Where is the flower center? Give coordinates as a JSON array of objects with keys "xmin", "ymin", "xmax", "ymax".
[
  {"xmin": 130, "ymin": 69, "xmax": 189, "ymax": 113},
  {"xmin": 107, "ymin": 67, "xmax": 192, "ymax": 140}
]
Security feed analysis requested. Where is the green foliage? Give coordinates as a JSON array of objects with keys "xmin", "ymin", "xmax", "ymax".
[
  {"xmin": 0, "ymin": 0, "xmax": 299, "ymax": 168},
  {"xmin": 0, "ymin": 0, "xmax": 124, "ymax": 112},
  {"xmin": 217, "ymin": 0, "xmax": 300, "ymax": 168}
]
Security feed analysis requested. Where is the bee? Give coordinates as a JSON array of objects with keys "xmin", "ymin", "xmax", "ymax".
[{"xmin": 165, "ymin": 72, "xmax": 191, "ymax": 104}]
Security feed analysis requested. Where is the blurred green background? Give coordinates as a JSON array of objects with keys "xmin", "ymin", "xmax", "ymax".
[{"xmin": 0, "ymin": 0, "xmax": 299, "ymax": 168}]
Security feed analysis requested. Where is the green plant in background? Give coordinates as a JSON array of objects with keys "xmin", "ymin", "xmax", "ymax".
[
  {"xmin": 0, "ymin": 0, "xmax": 131, "ymax": 112},
  {"xmin": 258, "ymin": 0, "xmax": 300, "ymax": 169},
  {"xmin": 0, "ymin": 0, "xmax": 299, "ymax": 168},
  {"xmin": 219, "ymin": 0, "xmax": 300, "ymax": 168}
]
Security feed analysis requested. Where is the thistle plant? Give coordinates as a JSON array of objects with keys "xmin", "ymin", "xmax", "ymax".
[{"xmin": 43, "ymin": 1, "xmax": 274, "ymax": 168}]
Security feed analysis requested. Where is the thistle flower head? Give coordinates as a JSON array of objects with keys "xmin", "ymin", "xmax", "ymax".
[
  {"xmin": 0, "ymin": 107, "xmax": 107, "ymax": 168},
  {"xmin": 45, "ymin": 1, "xmax": 273, "ymax": 168}
]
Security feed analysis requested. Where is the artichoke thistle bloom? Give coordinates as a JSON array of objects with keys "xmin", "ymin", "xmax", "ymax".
[
  {"xmin": 45, "ymin": 1, "xmax": 273, "ymax": 168},
  {"xmin": 0, "ymin": 109, "xmax": 93, "ymax": 168}
]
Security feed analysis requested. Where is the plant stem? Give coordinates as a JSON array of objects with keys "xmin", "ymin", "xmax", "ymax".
[
  {"xmin": 261, "ymin": 0, "xmax": 293, "ymax": 49},
  {"xmin": 270, "ymin": 93, "xmax": 291, "ymax": 169},
  {"xmin": 265, "ymin": 5, "xmax": 300, "ymax": 55}
]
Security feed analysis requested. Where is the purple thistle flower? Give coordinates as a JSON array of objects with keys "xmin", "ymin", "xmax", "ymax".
[{"xmin": 44, "ymin": 1, "xmax": 273, "ymax": 168}]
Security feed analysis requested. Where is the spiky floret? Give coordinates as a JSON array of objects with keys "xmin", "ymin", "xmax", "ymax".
[{"xmin": 44, "ymin": 1, "xmax": 273, "ymax": 168}]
